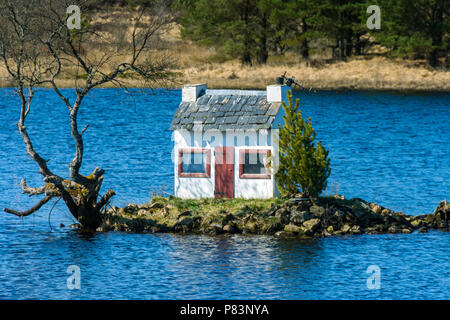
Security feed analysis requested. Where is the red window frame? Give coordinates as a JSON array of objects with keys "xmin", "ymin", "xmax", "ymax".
[
  {"xmin": 178, "ymin": 148, "xmax": 211, "ymax": 178},
  {"xmin": 239, "ymin": 149, "xmax": 271, "ymax": 179}
]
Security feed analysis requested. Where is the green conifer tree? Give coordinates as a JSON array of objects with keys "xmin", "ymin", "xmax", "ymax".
[{"xmin": 276, "ymin": 91, "xmax": 331, "ymax": 199}]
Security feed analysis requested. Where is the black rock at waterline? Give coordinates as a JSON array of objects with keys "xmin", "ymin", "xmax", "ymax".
[{"xmin": 101, "ymin": 196, "xmax": 449, "ymax": 237}]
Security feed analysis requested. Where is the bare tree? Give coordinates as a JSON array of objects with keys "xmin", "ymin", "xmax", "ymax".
[{"xmin": 0, "ymin": 0, "xmax": 175, "ymax": 231}]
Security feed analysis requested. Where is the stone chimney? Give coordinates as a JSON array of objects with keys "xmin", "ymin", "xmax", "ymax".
[
  {"xmin": 266, "ymin": 84, "xmax": 289, "ymax": 103},
  {"xmin": 182, "ymin": 84, "xmax": 207, "ymax": 102}
]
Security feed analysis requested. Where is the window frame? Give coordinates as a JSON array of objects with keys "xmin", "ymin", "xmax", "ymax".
[
  {"xmin": 239, "ymin": 149, "xmax": 271, "ymax": 179},
  {"xmin": 178, "ymin": 148, "xmax": 211, "ymax": 178}
]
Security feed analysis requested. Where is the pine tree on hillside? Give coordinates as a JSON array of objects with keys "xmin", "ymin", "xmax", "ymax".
[
  {"xmin": 371, "ymin": 0, "xmax": 449, "ymax": 67},
  {"xmin": 312, "ymin": 0, "xmax": 367, "ymax": 60},
  {"xmin": 174, "ymin": 0, "xmax": 269, "ymax": 65},
  {"xmin": 276, "ymin": 91, "xmax": 331, "ymax": 199}
]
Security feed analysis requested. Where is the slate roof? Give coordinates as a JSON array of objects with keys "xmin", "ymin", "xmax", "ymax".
[{"xmin": 170, "ymin": 89, "xmax": 282, "ymax": 131}]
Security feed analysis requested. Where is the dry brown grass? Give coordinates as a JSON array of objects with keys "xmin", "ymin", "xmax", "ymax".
[
  {"xmin": 177, "ymin": 56, "xmax": 450, "ymax": 91},
  {"xmin": 1, "ymin": 10, "xmax": 448, "ymax": 91}
]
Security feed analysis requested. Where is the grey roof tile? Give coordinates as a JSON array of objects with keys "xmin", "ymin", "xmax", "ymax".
[
  {"xmin": 170, "ymin": 92, "xmax": 281, "ymax": 131},
  {"xmin": 197, "ymin": 95, "xmax": 211, "ymax": 105},
  {"xmin": 224, "ymin": 116, "xmax": 238, "ymax": 124},
  {"xmin": 266, "ymin": 102, "xmax": 281, "ymax": 116},
  {"xmin": 247, "ymin": 95, "xmax": 259, "ymax": 105}
]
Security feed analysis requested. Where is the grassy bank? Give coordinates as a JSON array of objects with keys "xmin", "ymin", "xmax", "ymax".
[
  {"xmin": 100, "ymin": 196, "xmax": 449, "ymax": 237},
  {"xmin": 2, "ymin": 55, "xmax": 448, "ymax": 92}
]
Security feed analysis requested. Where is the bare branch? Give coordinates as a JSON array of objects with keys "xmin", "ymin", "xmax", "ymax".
[
  {"xmin": 20, "ymin": 179, "xmax": 46, "ymax": 196},
  {"xmin": 81, "ymin": 124, "xmax": 89, "ymax": 135},
  {"xmin": 4, "ymin": 195, "xmax": 53, "ymax": 217},
  {"xmin": 97, "ymin": 190, "xmax": 116, "ymax": 211}
]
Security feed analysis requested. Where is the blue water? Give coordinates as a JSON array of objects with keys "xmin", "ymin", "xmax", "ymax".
[{"xmin": 0, "ymin": 88, "xmax": 449, "ymax": 299}]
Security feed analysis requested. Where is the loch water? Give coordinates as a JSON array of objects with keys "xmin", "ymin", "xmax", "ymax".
[{"xmin": 0, "ymin": 88, "xmax": 448, "ymax": 299}]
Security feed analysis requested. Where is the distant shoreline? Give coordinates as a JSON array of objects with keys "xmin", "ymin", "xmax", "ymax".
[
  {"xmin": 1, "ymin": 57, "xmax": 449, "ymax": 92},
  {"xmin": 1, "ymin": 82, "xmax": 449, "ymax": 93}
]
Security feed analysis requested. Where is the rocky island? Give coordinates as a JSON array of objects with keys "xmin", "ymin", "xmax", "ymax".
[{"xmin": 99, "ymin": 196, "xmax": 449, "ymax": 237}]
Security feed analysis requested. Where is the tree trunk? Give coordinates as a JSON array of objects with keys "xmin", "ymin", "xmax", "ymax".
[
  {"xmin": 75, "ymin": 204, "xmax": 103, "ymax": 231},
  {"xmin": 427, "ymin": 7, "xmax": 444, "ymax": 68},
  {"xmin": 345, "ymin": 29, "xmax": 353, "ymax": 57},
  {"xmin": 354, "ymin": 33, "xmax": 364, "ymax": 56},
  {"xmin": 256, "ymin": 14, "xmax": 269, "ymax": 64},
  {"xmin": 428, "ymin": 31, "xmax": 443, "ymax": 68},
  {"xmin": 241, "ymin": 0, "xmax": 252, "ymax": 66},
  {"xmin": 300, "ymin": 18, "xmax": 309, "ymax": 60}
]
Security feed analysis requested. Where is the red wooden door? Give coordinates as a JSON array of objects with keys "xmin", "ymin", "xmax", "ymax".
[{"xmin": 214, "ymin": 147, "xmax": 234, "ymax": 198}]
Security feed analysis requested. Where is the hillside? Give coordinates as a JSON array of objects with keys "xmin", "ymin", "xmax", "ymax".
[{"xmin": 0, "ymin": 9, "xmax": 449, "ymax": 91}]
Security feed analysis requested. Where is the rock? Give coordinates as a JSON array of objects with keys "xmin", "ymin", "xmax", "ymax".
[
  {"xmin": 388, "ymin": 226, "xmax": 401, "ymax": 233},
  {"xmin": 381, "ymin": 209, "xmax": 391, "ymax": 215},
  {"xmin": 124, "ymin": 203, "xmax": 138, "ymax": 213},
  {"xmin": 290, "ymin": 210, "xmax": 313, "ymax": 225},
  {"xmin": 401, "ymin": 228, "xmax": 412, "ymax": 234},
  {"xmin": 310, "ymin": 205, "xmax": 325, "ymax": 217},
  {"xmin": 438, "ymin": 222, "xmax": 448, "ymax": 229},
  {"xmin": 341, "ymin": 224, "xmax": 351, "ymax": 233},
  {"xmin": 286, "ymin": 198, "xmax": 298, "ymax": 206},
  {"xmin": 266, "ymin": 204, "xmax": 278, "ymax": 216},
  {"xmin": 411, "ymin": 219, "xmax": 422, "ymax": 228},
  {"xmin": 224, "ymin": 213, "xmax": 235, "ymax": 223},
  {"xmin": 418, "ymin": 227, "xmax": 428, "ymax": 233},
  {"xmin": 177, "ymin": 211, "xmax": 191, "ymax": 218},
  {"xmin": 332, "ymin": 194, "xmax": 345, "ymax": 200},
  {"xmin": 433, "ymin": 200, "xmax": 450, "ymax": 222},
  {"xmin": 223, "ymin": 224, "xmax": 236, "ymax": 233},
  {"xmin": 60, "ymin": 223, "xmax": 65, "ymax": 228},
  {"xmin": 367, "ymin": 212, "xmax": 384, "ymax": 224},
  {"xmin": 293, "ymin": 192, "xmax": 307, "ymax": 198},
  {"xmin": 296, "ymin": 200, "xmax": 312, "ymax": 211},
  {"xmin": 365, "ymin": 227, "xmax": 380, "ymax": 234},
  {"xmin": 284, "ymin": 223, "xmax": 302, "ymax": 234},
  {"xmin": 350, "ymin": 225, "xmax": 361, "ymax": 234},
  {"xmin": 207, "ymin": 223, "xmax": 223, "ymax": 235},
  {"xmin": 275, "ymin": 208, "xmax": 290, "ymax": 224},
  {"xmin": 138, "ymin": 209, "xmax": 148, "ymax": 216},
  {"xmin": 177, "ymin": 217, "xmax": 193, "ymax": 226},
  {"xmin": 302, "ymin": 218, "xmax": 321, "ymax": 232},
  {"xmin": 326, "ymin": 226, "xmax": 334, "ymax": 233},
  {"xmin": 344, "ymin": 213, "xmax": 355, "ymax": 222},
  {"xmin": 69, "ymin": 223, "xmax": 81, "ymax": 229},
  {"xmin": 151, "ymin": 225, "xmax": 163, "ymax": 233},
  {"xmin": 334, "ymin": 210, "xmax": 346, "ymax": 218},
  {"xmin": 149, "ymin": 201, "xmax": 164, "ymax": 209},
  {"xmin": 275, "ymin": 231, "xmax": 295, "ymax": 238},
  {"xmin": 371, "ymin": 204, "xmax": 382, "ymax": 214},
  {"xmin": 323, "ymin": 230, "xmax": 332, "ymax": 237}
]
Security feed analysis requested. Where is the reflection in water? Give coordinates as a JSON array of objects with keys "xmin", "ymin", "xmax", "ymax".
[{"xmin": 0, "ymin": 227, "xmax": 449, "ymax": 299}]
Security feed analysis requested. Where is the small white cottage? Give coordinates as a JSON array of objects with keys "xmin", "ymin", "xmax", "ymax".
[{"xmin": 170, "ymin": 83, "xmax": 289, "ymax": 199}]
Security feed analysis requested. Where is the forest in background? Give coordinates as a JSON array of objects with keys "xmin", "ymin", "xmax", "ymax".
[
  {"xmin": 94, "ymin": 0, "xmax": 449, "ymax": 68},
  {"xmin": 1, "ymin": 0, "xmax": 448, "ymax": 90}
]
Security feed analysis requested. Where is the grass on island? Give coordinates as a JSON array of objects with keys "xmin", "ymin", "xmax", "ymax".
[
  {"xmin": 151, "ymin": 196, "xmax": 285, "ymax": 216},
  {"xmin": 104, "ymin": 196, "xmax": 287, "ymax": 233}
]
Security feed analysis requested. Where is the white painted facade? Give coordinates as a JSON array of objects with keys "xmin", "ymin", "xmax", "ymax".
[{"xmin": 172, "ymin": 84, "xmax": 288, "ymax": 199}]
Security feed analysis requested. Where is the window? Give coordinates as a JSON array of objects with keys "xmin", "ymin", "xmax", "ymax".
[
  {"xmin": 178, "ymin": 148, "xmax": 211, "ymax": 178},
  {"xmin": 239, "ymin": 149, "xmax": 271, "ymax": 179}
]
